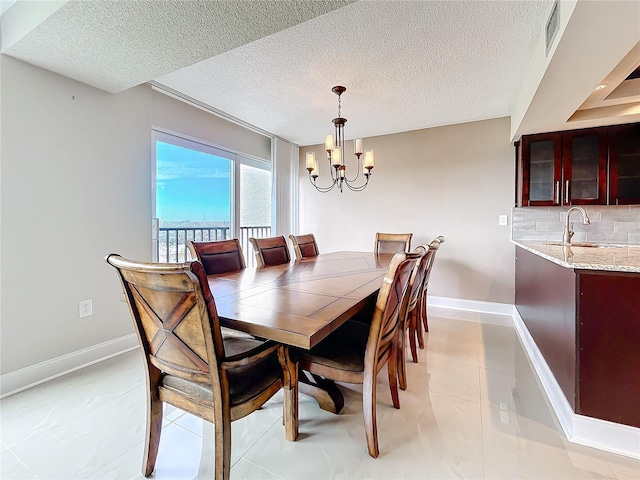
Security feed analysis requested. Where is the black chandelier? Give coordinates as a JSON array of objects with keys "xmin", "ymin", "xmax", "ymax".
[{"xmin": 305, "ymin": 86, "xmax": 375, "ymax": 192}]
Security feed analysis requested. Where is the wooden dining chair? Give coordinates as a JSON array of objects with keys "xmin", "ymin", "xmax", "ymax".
[
  {"xmin": 374, "ymin": 232, "xmax": 413, "ymax": 255},
  {"xmin": 186, "ymin": 239, "xmax": 245, "ymax": 274},
  {"xmin": 417, "ymin": 236, "xmax": 445, "ymax": 337},
  {"xmin": 397, "ymin": 245, "xmax": 432, "ymax": 391},
  {"xmin": 296, "ymin": 251, "xmax": 420, "ymax": 458},
  {"xmin": 105, "ymin": 254, "xmax": 295, "ymax": 480},
  {"xmin": 288, "ymin": 233, "xmax": 319, "ymax": 260},
  {"xmin": 249, "ymin": 235, "xmax": 291, "ymax": 267}
]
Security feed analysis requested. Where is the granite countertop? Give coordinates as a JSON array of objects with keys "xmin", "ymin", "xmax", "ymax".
[{"xmin": 512, "ymin": 240, "xmax": 640, "ymax": 273}]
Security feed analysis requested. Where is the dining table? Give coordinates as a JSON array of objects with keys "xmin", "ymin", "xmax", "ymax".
[{"xmin": 206, "ymin": 251, "xmax": 393, "ymax": 441}]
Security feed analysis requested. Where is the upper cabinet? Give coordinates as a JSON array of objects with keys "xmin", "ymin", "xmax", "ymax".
[
  {"xmin": 609, "ymin": 123, "xmax": 640, "ymax": 205},
  {"xmin": 516, "ymin": 123, "xmax": 639, "ymax": 207}
]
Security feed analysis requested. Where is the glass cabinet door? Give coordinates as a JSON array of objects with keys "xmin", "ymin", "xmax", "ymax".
[
  {"xmin": 610, "ymin": 123, "xmax": 640, "ymax": 205},
  {"xmin": 562, "ymin": 128, "xmax": 607, "ymax": 205},
  {"xmin": 522, "ymin": 133, "xmax": 562, "ymax": 206}
]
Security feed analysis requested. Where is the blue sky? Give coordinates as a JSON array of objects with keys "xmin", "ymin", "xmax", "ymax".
[{"xmin": 156, "ymin": 142, "xmax": 230, "ymax": 223}]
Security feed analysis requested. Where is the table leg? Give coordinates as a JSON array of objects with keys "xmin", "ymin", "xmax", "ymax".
[
  {"xmin": 278, "ymin": 347, "xmax": 298, "ymax": 441},
  {"xmin": 298, "ymin": 369, "xmax": 345, "ymax": 414}
]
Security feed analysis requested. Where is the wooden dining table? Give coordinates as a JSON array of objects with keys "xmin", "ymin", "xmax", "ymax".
[{"xmin": 207, "ymin": 251, "xmax": 393, "ymax": 440}]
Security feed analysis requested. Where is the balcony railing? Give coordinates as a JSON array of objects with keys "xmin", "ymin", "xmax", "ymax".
[{"xmin": 157, "ymin": 226, "xmax": 271, "ymax": 267}]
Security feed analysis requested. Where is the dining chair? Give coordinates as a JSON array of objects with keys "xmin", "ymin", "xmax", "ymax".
[
  {"xmin": 249, "ymin": 235, "xmax": 291, "ymax": 267},
  {"xmin": 186, "ymin": 239, "xmax": 245, "ymax": 274},
  {"xmin": 374, "ymin": 232, "xmax": 413, "ymax": 255},
  {"xmin": 105, "ymin": 254, "xmax": 294, "ymax": 480},
  {"xmin": 417, "ymin": 236, "xmax": 445, "ymax": 337},
  {"xmin": 397, "ymin": 245, "xmax": 432, "ymax": 391},
  {"xmin": 288, "ymin": 233, "xmax": 320, "ymax": 260},
  {"xmin": 296, "ymin": 251, "xmax": 420, "ymax": 458}
]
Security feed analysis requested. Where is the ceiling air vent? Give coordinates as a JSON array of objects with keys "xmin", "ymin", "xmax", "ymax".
[{"xmin": 545, "ymin": 0, "xmax": 560, "ymax": 56}]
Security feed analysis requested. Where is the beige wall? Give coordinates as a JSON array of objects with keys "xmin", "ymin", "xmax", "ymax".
[
  {"xmin": 151, "ymin": 90, "xmax": 271, "ymax": 160},
  {"xmin": 0, "ymin": 56, "xmax": 273, "ymax": 375},
  {"xmin": 1, "ymin": 56, "xmax": 152, "ymax": 373},
  {"xmin": 299, "ymin": 117, "xmax": 516, "ymax": 304}
]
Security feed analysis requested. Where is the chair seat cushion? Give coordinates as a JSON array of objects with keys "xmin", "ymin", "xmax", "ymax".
[
  {"xmin": 161, "ymin": 352, "xmax": 281, "ymax": 407},
  {"xmin": 297, "ymin": 320, "xmax": 369, "ymax": 373}
]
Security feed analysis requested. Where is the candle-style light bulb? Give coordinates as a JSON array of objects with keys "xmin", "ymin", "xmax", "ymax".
[
  {"xmin": 332, "ymin": 146, "xmax": 342, "ymax": 167},
  {"xmin": 364, "ymin": 149, "xmax": 375, "ymax": 170},
  {"xmin": 306, "ymin": 152, "xmax": 315, "ymax": 171},
  {"xmin": 325, "ymin": 134, "xmax": 334, "ymax": 151}
]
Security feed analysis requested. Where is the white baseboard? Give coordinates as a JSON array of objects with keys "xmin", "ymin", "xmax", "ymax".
[
  {"xmin": 0, "ymin": 334, "xmax": 139, "ymax": 398},
  {"xmin": 428, "ymin": 296, "xmax": 515, "ymax": 323},
  {"xmin": 513, "ymin": 308, "xmax": 640, "ymax": 460}
]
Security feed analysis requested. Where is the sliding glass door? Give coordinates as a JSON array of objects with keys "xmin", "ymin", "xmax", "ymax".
[{"xmin": 152, "ymin": 130, "xmax": 272, "ymax": 266}]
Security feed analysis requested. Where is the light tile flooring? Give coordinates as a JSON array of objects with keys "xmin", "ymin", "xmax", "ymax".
[{"xmin": 2, "ymin": 307, "xmax": 639, "ymax": 479}]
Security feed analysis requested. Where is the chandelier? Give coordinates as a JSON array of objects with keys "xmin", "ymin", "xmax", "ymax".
[{"xmin": 305, "ymin": 86, "xmax": 375, "ymax": 192}]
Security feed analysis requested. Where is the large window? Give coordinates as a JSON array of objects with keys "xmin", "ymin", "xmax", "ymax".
[{"xmin": 152, "ymin": 130, "xmax": 272, "ymax": 266}]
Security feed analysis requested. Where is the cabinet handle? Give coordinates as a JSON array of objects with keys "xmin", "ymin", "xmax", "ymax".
[
  {"xmin": 565, "ymin": 180, "xmax": 570, "ymax": 204},
  {"xmin": 555, "ymin": 181, "xmax": 560, "ymax": 205}
]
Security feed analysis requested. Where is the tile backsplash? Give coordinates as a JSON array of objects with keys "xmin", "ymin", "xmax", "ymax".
[{"xmin": 512, "ymin": 206, "xmax": 640, "ymax": 245}]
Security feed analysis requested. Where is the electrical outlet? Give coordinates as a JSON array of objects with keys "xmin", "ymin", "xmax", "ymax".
[
  {"xmin": 499, "ymin": 214, "xmax": 509, "ymax": 226},
  {"xmin": 79, "ymin": 299, "xmax": 93, "ymax": 318}
]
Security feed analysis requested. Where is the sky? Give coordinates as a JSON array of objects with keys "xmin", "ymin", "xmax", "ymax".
[{"xmin": 156, "ymin": 141, "xmax": 231, "ymax": 224}]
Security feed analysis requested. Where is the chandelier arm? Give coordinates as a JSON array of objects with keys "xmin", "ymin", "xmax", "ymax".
[
  {"xmin": 309, "ymin": 175, "xmax": 338, "ymax": 193},
  {"xmin": 342, "ymin": 157, "xmax": 363, "ymax": 183},
  {"xmin": 343, "ymin": 175, "xmax": 370, "ymax": 192}
]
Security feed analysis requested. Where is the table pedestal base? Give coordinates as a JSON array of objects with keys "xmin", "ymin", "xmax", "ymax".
[{"xmin": 298, "ymin": 370, "xmax": 344, "ymax": 414}]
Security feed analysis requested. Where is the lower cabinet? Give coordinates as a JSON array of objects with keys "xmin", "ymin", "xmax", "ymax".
[{"xmin": 515, "ymin": 247, "xmax": 640, "ymax": 428}]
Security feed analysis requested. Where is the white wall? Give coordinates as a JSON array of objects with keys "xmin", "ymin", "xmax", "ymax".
[
  {"xmin": 299, "ymin": 117, "xmax": 516, "ymax": 304},
  {"xmin": 0, "ymin": 56, "xmax": 275, "ymax": 378}
]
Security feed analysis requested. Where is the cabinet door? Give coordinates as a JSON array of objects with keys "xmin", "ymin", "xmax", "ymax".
[
  {"xmin": 562, "ymin": 128, "xmax": 607, "ymax": 205},
  {"xmin": 609, "ymin": 123, "xmax": 640, "ymax": 205},
  {"xmin": 522, "ymin": 133, "xmax": 562, "ymax": 206}
]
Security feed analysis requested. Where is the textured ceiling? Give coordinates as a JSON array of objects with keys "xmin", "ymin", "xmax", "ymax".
[{"xmin": 3, "ymin": 0, "xmax": 568, "ymax": 145}]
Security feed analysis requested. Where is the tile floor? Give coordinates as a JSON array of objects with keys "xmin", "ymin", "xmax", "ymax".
[{"xmin": 2, "ymin": 307, "xmax": 639, "ymax": 479}]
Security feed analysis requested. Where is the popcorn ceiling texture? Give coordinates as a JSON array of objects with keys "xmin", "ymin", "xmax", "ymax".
[
  {"xmin": 2, "ymin": 0, "xmax": 352, "ymax": 92},
  {"xmin": 2, "ymin": 0, "xmax": 552, "ymax": 145},
  {"xmin": 512, "ymin": 206, "xmax": 640, "ymax": 245}
]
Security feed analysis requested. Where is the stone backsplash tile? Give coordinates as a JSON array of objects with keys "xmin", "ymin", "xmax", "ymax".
[{"xmin": 512, "ymin": 206, "xmax": 640, "ymax": 245}]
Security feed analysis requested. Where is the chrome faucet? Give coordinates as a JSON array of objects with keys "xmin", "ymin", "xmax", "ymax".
[{"xmin": 563, "ymin": 206, "xmax": 590, "ymax": 244}]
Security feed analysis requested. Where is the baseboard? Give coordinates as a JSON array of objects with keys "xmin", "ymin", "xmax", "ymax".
[
  {"xmin": 513, "ymin": 308, "xmax": 640, "ymax": 460},
  {"xmin": 0, "ymin": 334, "xmax": 139, "ymax": 398},
  {"xmin": 428, "ymin": 295, "xmax": 515, "ymax": 318}
]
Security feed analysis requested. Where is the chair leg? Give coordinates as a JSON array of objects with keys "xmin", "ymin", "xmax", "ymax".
[
  {"xmin": 408, "ymin": 313, "xmax": 419, "ymax": 364},
  {"xmin": 415, "ymin": 305, "xmax": 425, "ymax": 350},
  {"xmin": 363, "ymin": 369, "xmax": 380, "ymax": 458},
  {"xmin": 387, "ymin": 350, "xmax": 400, "ymax": 408},
  {"xmin": 421, "ymin": 290, "xmax": 430, "ymax": 333},
  {"xmin": 143, "ymin": 372, "xmax": 163, "ymax": 477},
  {"xmin": 214, "ymin": 411, "xmax": 232, "ymax": 480},
  {"xmin": 398, "ymin": 328, "xmax": 408, "ymax": 391}
]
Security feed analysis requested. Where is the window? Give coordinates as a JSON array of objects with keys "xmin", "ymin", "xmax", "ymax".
[{"xmin": 152, "ymin": 130, "xmax": 272, "ymax": 266}]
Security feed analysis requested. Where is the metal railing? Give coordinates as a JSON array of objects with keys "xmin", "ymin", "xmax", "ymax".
[{"xmin": 157, "ymin": 226, "xmax": 271, "ymax": 267}]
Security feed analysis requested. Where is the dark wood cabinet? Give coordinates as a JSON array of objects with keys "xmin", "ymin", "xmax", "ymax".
[
  {"xmin": 609, "ymin": 123, "xmax": 640, "ymax": 205},
  {"xmin": 515, "ymin": 247, "xmax": 640, "ymax": 428},
  {"xmin": 518, "ymin": 127, "xmax": 608, "ymax": 206}
]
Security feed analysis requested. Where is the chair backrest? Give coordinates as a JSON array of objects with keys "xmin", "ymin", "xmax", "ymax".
[
  {"xmin": 186, "ymin": 239, "xmax": 246, "ymax": 275},
  {"xmin": 289, "ymin": 234, "xmax": 319, "ymax": 260},
  {"xmin": 105, "ymin": 255, "xmax": 225, "ymax": 384},
  {"xmin": 249, "ymin": 236, "xmax": 291, "ymax": 267},
  {"xmin": 423, "ymin": 236, "xmax": 445, "ymax": 289},
  {"xmin": 365, "ymin": 251, "xmax": 421, "ymax": 372},
  {"xmin": 403, "ymin": 245, "xmax": 431, "ymax": 319},
  {"xmin": 374, "ymin": 232, "xmax": 413, "ymax": 255}
]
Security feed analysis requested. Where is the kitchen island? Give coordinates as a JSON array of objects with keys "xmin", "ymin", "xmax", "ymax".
[{"xmin": 513, "ymin": 240, "xmax": 640, "ymax": 429}]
